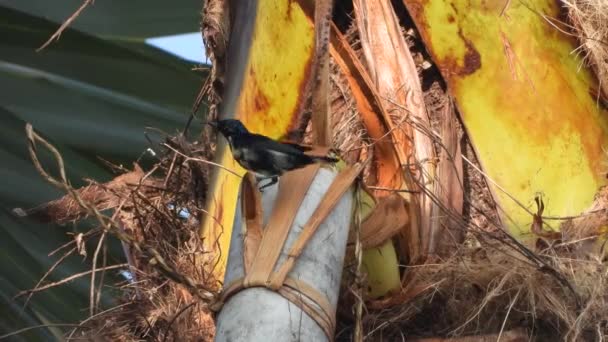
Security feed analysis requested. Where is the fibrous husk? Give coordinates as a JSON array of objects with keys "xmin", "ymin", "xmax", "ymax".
[
  {"xmin": 341, "ymin": 233, "xmax": 608, "ymax": 341},
  {"xmin": 560, "ymin": 185, "xmax": 608, "ymax": 256},
  {"xmin": 13, "ymin": 164, "xmax": 152, "ymax": 224},
  {"xmin": 200, "ymin": 0, "xmax": 230, "ymax": 118},
  {"xmin": 18, "ymin": 134, "xmax": 218, "ymax": 341},
  {"xmin": 564, "ymin": 0, "xmax": 608, "ymax": 104}
]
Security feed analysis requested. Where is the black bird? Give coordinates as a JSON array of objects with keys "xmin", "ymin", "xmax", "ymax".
[{"xmin": 209, "ymin": 119, "xmax": 338, "ymax": 190}]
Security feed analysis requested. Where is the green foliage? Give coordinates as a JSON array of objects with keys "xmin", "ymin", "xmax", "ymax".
[
  {"xmin": 3, "ymin": 0, "xmax": 202, "ymax": 38},
  {"xmin": 0, "ymin": 5, "xmax": 206, "ymax": 340}
]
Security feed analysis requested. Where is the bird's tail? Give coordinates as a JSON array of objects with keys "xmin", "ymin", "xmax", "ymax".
[{"xmin": 311, "ymin": 155, "xmax": 339, "ymax": 164}]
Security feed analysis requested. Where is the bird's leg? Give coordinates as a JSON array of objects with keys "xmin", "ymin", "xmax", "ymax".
[{"xmin": 257, "ymin": 176, "xmax": 278, "ymax": 192}]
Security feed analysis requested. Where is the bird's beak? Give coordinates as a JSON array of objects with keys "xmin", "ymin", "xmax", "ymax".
[{"xmin": 206, "ymin": 121, "xmax": 218, "ymax": 128}]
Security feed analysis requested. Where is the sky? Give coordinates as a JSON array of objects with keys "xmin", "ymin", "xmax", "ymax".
[{"xmin": 146, "ymin": 32, "xmax": 206, "ymax": 63}]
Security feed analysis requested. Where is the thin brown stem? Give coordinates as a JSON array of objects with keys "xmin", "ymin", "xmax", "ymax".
[
  {"xmin": 16, "ymin": 264, "xmax": 127, "ymax": 298},
  {"xmin": 37, "ymin": 0, "xmax": 94, "ymax": 51}
]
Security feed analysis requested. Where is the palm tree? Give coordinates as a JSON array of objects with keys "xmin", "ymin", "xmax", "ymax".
[
  {"xmin": 4, "ymin": 0, "xmax": 607, "ymax": 340},
  {"xmin": 204, "ymin": 0, "xmax": 608, "ymax": 340}
]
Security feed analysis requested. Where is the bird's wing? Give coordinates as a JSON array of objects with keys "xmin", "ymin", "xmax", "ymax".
[
  {"xmin": 248, "ymin": 134, "xmax": 306, "ymax": 155},
  {"xmin": 278, "ymin": 141, "xmax": 314, "ymax": 152}
]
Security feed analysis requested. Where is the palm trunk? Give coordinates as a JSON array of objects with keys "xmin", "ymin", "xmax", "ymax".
[{"xmin": 215, "ymin": 168, "xmax": 353, "ymax": 341}]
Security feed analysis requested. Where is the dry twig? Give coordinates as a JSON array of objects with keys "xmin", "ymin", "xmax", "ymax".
[{"xmin": 37, "ymin": 0, "xmax": 94, "ymax": 51}]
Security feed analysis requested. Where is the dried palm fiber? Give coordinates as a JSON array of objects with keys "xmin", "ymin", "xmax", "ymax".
[
  {"xmin": 19, "ymin": 132, "xmax": 218, "ymax": 342},
  {"xmin": 563, "ymin": 0, "xmax": 608, "ymax": 102},
  {"xmin": 341, "ymin": 233, "xmax": 608, "ymax": 341}
]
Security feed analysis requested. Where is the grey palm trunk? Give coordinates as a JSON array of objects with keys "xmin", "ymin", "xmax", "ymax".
[{"xmin": 215, "ymin": 168, "xmax": 353, "ymax": 341}]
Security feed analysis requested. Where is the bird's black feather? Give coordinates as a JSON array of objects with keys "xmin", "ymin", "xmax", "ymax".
[
  {"xmin": 211, "ymin": 119, "xmax": 338, "ymax": 187},
  {"xmin": 278, "ymin": 141, "xmax": 314, "ymax": 152}
]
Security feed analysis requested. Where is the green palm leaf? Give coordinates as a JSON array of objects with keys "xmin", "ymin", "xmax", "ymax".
[
  {"xmin": 0, "ymin": 5, "xmax": 206, "ymax": 339},
  {"xmin": 1, "ymin": 0, "xmax": 202, "ymax": 38}
]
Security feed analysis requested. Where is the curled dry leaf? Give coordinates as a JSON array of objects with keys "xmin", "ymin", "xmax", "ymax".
[{"xmin": 357, "ymin": 193, "xmax": 410, "ymax": 249}]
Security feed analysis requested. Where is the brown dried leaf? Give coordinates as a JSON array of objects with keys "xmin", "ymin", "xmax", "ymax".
[
  {"xmin": 244, "ymin": 165, "xmax": 320, "ymax": 288},
  {"xmin": 241, "ymin": 173, "xmax": 263, "ymax": 274},
  {"xmin": 310, "ymin": 0, "xmax": 334, "ymax": 146},
  {"xmin": 271, "ymin": 159, "xmax": 368, "ymax": 287},
  {"xmin": 358, "ymin": 194, "xmax": 410, "ymax": 249},
  {"xmin": 429, "ymin": 102, "xmax": 465, "ymax": 256},
  {"xmin": 353, "ymin": 0, "xmax": 436, "ymax": 262},
  {"xmin": 329, "ymin": 23, "xmax": 402, "ymax": 191}
]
